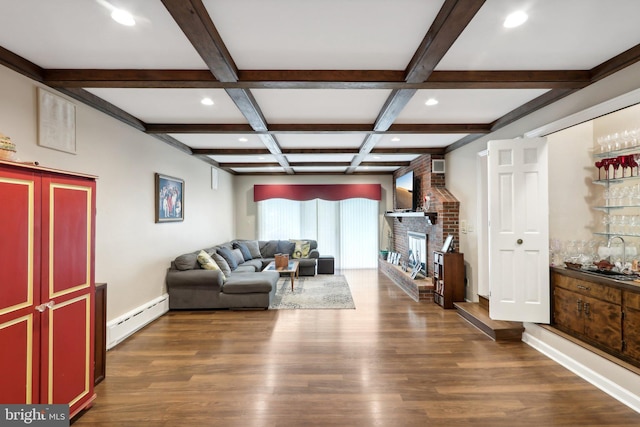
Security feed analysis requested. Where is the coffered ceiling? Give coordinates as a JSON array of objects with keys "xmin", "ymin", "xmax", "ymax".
[{"xmin": 1, "ymin": 0, "xmax": 640, "ymax": 175}]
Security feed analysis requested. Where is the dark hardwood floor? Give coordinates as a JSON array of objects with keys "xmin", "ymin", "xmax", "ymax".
[{"xmin": 75, "ymin": 269, "xmax": 640, "ymax": 426}]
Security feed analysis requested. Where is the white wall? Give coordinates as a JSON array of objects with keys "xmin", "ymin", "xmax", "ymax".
[
  {"xmin": 234, "ymin": 174, "xmax": 393, "ymax": 249},
  {"xmin": 0, "ymin": 65, "xmax": 235, "ymax": 321}
]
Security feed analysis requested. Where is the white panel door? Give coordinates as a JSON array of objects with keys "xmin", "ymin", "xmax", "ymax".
[{"xmin": 488, "ymin": 138, "xmax": 550, "ymax": 323}]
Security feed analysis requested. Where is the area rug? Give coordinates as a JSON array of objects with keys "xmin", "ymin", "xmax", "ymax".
[{"xmin": 269, "ymin": 274, "xmax": 355, "ymax": 310}]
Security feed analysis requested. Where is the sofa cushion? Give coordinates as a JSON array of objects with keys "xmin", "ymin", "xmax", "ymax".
[
  {"xmin": 232, "ymin": 248, "xmax": 246, "ymax": 265},
  {"xmin": 212, "ymin": 252, "xmax": 232, "ymax": 276},
  {"xmin": 290, "ymin": 239, "xmax": 311, "ymax": 259},
  {"xmin": 222, "ymin": 274, "xmax": 273, "ymax": 294},
  {"xmin": 277, "ymin": 240, "xmax": 296, "ymax": 255},
  {"xmin": 196, "ymin": 250, "xmax": 226, "ymax": 281},
  {"xmin": 260, "ymin": 240, "xmax": 279, "ymax": 258},
  {"xmin": 241, "ymin": 259, "xmax": 263, "ymax": 272},
  {"xmin": 217, "ymin": 246, "xmax": 238, "ymax": 270},
  {"xmin": 244, "ymin": 240, "xmax": 262, "ymax": 259},
  {"xmin": 233, "ymin": 242, "xmax": 253, "ymax": 260},
  {"xmin": 174, "ymin": 252, "xmax": 198, "ymax": 271}
]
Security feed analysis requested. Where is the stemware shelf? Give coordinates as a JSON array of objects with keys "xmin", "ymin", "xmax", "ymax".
[
  {"xmin": 593, "ymin": 175, "xmax": 640, "ymax": 185},
  {"xmin": 594, "ymin": 146, "xmax": 640, "ymax": 158}
]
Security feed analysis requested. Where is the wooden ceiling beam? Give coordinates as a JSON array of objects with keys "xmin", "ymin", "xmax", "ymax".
[
  {"xmin": 591, "ymin": 42, "xmax": 640, "ymax": 83},
  {"xmin": 43, "ymin": 69, "xmax": 589, "ymax": 90},
  {"xmin": 405, "ymin": 0, "xmax": 486, "ymax": 84},
  {"xmin": 162, "ymin": 0, "xmax": 291, "ymax": 173},
  {"xmin": 348, "ymin": 0, "xmax": 486, "ymax": 173},
  {"xmin": 0, "ymin": 45, "xmax": 44, "ymax": 82},
  {"xmin": 146, "ymin": 123, "xmax": 489, "ymax": 134},
  {"xmin": 192, "ymin": 148, "xmax": 271, "ymax": 155}
]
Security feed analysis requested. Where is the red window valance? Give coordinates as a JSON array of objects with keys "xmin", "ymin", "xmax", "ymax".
[{"xmin": 254, "ymin": 184, "xmax": 381, "ymax": 202}]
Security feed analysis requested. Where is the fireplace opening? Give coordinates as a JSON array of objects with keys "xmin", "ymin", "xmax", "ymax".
[{"xmin": 407, "ymin": 231, "xmax": 427, "ymax": 277}]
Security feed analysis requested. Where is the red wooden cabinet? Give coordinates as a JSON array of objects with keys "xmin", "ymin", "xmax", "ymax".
[{"xmin": 0, "ymin": 161, "xmax": 96, "ymax": 417}]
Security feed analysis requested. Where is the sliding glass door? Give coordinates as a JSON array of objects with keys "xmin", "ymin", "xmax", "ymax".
[{"xmin": 258, "ymin": 198, "xmax": 378, "ymax": 269}]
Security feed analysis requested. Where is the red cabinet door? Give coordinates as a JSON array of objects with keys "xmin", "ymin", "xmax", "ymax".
[
  {"xmin": 0, "ymin": 168, "xmax": 41, "ymax": 404},
  {"xmin": 40, "ymin": 174, "xmax": 96, "ymax": 416}
]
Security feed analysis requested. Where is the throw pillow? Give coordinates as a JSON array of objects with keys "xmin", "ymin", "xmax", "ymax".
[
  {"xmin": 277, "ymin": 240, "xmax": 296, "ymax": 255},
  {"xmin": 233, "ymin": 242, "xmax": 253, "ymax": 260},
  {"xmin": 260, "ymin": 240, "xmax": 279, "ymax": 258},
  {"xmin": 174, "ymin": 253, "xmax": 198, "ymax": 270},
  {"xmin": 290, "ymin": 240, "xmax": 311, "ymax": 259},
  {"xmin": 212, "ymin": 252, "xmax": 232, "ymax": 276},
  {"xmin": 244, "ymin": 240, "xmax": 262, "ymax": 259},
  {"xmin": 231, "ymin": 248, "xmax": 245, "ymax": 265},
  {"xmin": 217, "ymin": 246, "xmax": 238, "ymax": 270},
  {"xmin": 196, "ymin": 250, "xmax": 226, "ymax": 281}
]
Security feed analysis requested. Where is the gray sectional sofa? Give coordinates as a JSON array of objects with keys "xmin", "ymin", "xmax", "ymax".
[{"xmin": 166, "ymin": 239, "xmax": 319, "ymax": 309}]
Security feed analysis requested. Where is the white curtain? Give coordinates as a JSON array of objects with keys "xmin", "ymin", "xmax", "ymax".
[{"xmin": 257, "ymin": 198, "xmax": 378, "ymax": 269}]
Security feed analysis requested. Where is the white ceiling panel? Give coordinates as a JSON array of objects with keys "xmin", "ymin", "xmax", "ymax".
[
  {"xmin": 0, "ymin": 0, "xmax": 206, "ymax": 69},
  {"xmin": 208, "ymin": 155, "xmax": 277, "ymax": 163},
  {"xmin": 85, "ymin": 88, "xmax": 248, "ymax": 124},
  {"xmin": 171, "ymin": 134, "xmax": 266, "ymax": 149},
  {"xmin": 395, "ymin": 89, "xmax": 549, "ymax": 123},
  {"xmin": 364, "ymin": 154, "xmax": 420, "ymax": 162},
  {"xmin": 376, "ymin": 134, "xmax": 470, "ymax": 148},
  {"xmin": 437, "ymin": 0, "xmax": 640, "ymax": 70},
  {"xmin": 276, "ymin": 134, "xmax": 366, "ymax": 149},
  {"xmin": 292, "ymin": 166, "xmax": 349, "ymax": 173},
  {"xmin": 286, "ymin": 154, "xmax": 355, "ymax": 163},
  {"xmin": 251, "ymin": 89, "xmax": 392, "ymax": 124},
  {"xmin": 230, "ymin": 166, "xmax": 286, "ymax": 174},
  {"xmin": 202, "ymin": 0, "xmax": 444, "ymax": 70}
]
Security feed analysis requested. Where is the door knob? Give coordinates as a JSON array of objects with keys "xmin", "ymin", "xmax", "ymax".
[
  {"xmin": 517, "ymin": 239, "xmax": 523, "ymax": 245},
  {"xmin": 35, "ymin": 301, "xmax": 55, "ymax": 312}
]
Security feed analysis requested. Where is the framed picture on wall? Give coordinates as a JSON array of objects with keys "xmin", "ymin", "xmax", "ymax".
[
  {"xmin": 37, "ymin": 88, "xmax": 76, "ymax": 154},
  {"xmin": 155, "ymin": 173, "xmax": 184, "ymax": 223},
  {"xmin": 442, "ymin": 235, "xmax": 454, "ymax": 253}
]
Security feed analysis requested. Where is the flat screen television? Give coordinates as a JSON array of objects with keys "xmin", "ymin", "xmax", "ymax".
[{"xmin": 395, "ymin": 170, "xmax": 414, "ymax": 211}]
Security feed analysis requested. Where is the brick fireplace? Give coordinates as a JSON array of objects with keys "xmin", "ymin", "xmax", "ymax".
[{"xmin": 380, "ymin": 153, "xmax": 460, "ymax": 301}]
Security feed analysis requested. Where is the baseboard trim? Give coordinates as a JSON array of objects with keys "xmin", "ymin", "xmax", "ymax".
[
  {"xmin": 106, "ymin": 294, "xmax": 169, "ymax": 350},
  {"xmin": 523, "ymin": 328, "xmax": 640, "ymax": 414}
]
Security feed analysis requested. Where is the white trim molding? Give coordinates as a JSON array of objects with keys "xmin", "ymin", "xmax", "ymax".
[
  {"xmin": 106, "ymin": 294, "xmax": 169, "ymax": 349},
  {"xmin": 523, "ymin": 324, "xmax": 640, "ymax": 414}
]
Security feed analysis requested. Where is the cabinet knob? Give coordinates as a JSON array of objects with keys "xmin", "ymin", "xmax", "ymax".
[
  {"xmin": 35, "ymin": 301, "xmax": 55, "ymax": 312},
  {"xmin": 517, "ymin": 239, "xmax": 523, "ymax": 245}
]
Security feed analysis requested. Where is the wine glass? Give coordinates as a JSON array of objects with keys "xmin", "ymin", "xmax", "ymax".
[
  {"xmin": 628, "ymin": 154, "xmax": 639, "ymax": 177},
  {"xmin": 619, "ymin": 155, "xmax": 630, "ymax": 178},
  {"xmin": 611, "ymin": 157, "xmax": 621, "ymax": 179},
  {"xmin": 595, "ymin": 160, "xmax": 604, "ymax": 180}
]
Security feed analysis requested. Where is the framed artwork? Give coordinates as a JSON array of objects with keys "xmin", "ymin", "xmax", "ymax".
[
  {"xmin": 155, "ymin": 173, "xmax": 184, "ymax": 223},
  {"xmin": 410, "ymin": 263, "xmax": 421, "ymax": 279},
  {"xmin": 38, "ymin": 88, "xmax": 76, "ymax": 154},
  {"xmin": 442, "ymin": 235, "xmax": 454, "ymax": 253}
]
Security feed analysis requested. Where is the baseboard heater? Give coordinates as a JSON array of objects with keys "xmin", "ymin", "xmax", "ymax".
[{"xmin": 106, "ymin": 294, "xmax": 169, "ymax": 350}]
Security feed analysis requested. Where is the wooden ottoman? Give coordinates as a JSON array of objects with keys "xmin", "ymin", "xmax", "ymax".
[{"xmin": 317, "ymin": 256, "xmax": 335, "ymax": 274}]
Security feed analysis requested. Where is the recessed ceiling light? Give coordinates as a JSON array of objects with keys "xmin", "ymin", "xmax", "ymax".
[
  {"xmin": 201, "ymin": 97, "xmax": 214, "ymax": 106},
  {"xmin": 425, "ymin": 98, "xmax": 439, "ymax": 106},
  {"xmin": 504, "ymin": 11, "xmax": 528, "ymax": 28},
  {"xmin": 257, "ymin": 156, "xmax": 265, "ymax": 160},
  {"xmin": 111, "ymin": 8, "xmax": 135, "ymax": 26},
  {"xmin": 373, "ymin": 156, "xmax": 381, "ymax": 159},
  {"xmin": 391, "ymin": 137, "xmax": 400, "ymax": 142},
  {"xmin": 239, "ymin": 137, "xmax": 248, "ymax": 142}
]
